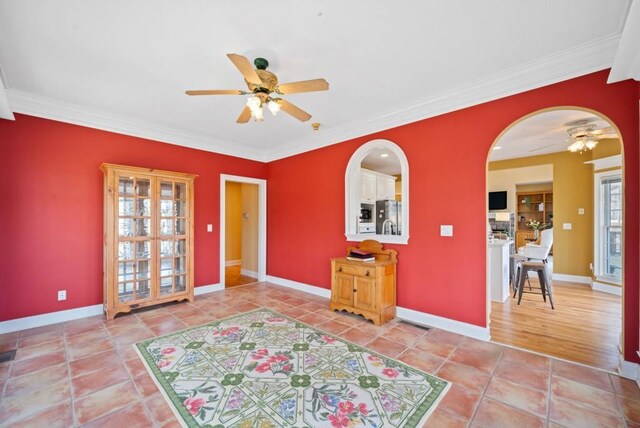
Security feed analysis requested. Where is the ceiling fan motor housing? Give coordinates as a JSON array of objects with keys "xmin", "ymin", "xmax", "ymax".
[{"xmin": 244, "ymin": 57, "xmax": 278, "ymax": 93}]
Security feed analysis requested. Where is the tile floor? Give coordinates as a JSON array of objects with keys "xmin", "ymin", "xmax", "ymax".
[{"xmin": 0, "ymin": 282, "xmax": 639, "ymax": 427}]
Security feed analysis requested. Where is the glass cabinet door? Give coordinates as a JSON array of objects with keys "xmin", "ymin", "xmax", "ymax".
[
  {"xmin": 158, "ymin": 179, "xmax": 189, "ymax": 296},
  {"xmin": 116, "ymin": 175, "xmax": 153, "ymax": 304}
]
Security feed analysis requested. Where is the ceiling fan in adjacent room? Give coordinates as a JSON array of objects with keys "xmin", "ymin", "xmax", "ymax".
[
  {"xmin": 185, "ymin": 53, "xmax": 329, "ymax": 123},
  {"xmin": 564, "ymin": 118, "xmax": 618, "ymax": 153}
]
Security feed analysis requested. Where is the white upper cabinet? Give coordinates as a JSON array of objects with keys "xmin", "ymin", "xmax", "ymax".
[
  {"xmin": 361, "ymin": 170, "xmax": 377, "ymax": 202},
  {"xmin": 376, "ymin": 175, "xmax": 396, "ymax": 200},
  {"xmin": 361, "ymin": 169, "xmax": 396, "ymax": 201}
]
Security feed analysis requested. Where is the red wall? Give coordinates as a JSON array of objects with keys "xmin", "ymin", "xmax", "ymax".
[
  {"xmin": 1, "ymin": 71, "xmax": 638, "ymax": 363},
  {"xmin": 267, "ymin": 70, "xmax": 640, "ymax": 362},
  {"xmin": 0, "ymin": 115, "xmax": 267, "ymax": 321}
]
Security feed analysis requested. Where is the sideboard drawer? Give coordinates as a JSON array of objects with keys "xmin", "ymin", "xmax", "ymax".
[{"xmin": 335, "ymin": 263, "xmax": 374, "ymax": 278}]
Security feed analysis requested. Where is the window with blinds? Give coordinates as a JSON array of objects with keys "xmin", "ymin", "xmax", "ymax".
[{"xmin": 600, "ymin": 176, "xmax": 622, "ymax": 281}]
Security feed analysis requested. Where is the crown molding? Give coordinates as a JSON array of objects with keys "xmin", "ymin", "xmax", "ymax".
[
  {"xmin": 6, "ymin": 89, "xmax": 269, "ymax": 162},
  {"xmin": 608, "ymin": 0, "xmax": 640, "ymax": 83},
  {"xmin": 584, "ymin": 154, "xmax": 622, "ymax": 170},
  {"xmin": 265, "ymin": 34, "xmax": 620, "ymax": 162},
  {"xmin": 4, "ymin": 34, "xmax": 621, "ymax": 163},
  {"xmin": 0, "ymin": 62, "xmax": 15, "ymax": 121}
]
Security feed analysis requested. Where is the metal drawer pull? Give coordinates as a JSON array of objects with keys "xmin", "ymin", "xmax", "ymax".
[
  {"xmin": 366, "ymin": 270, "xmax": 370, "ymax": 276},
  {"xmin": 338, "ymin": 266, "xmax": 343, "ymax": 272}
]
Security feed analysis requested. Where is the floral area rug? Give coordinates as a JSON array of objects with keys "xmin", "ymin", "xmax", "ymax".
[{"xmin": 134, "ymin": 308, "xmax": 450, "ymax": 427}]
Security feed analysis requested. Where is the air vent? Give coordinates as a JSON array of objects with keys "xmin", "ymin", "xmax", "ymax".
[
  {"xmin": 0, "ymin": 349, "xmax": 17, "ymax": 363},
  {"xmin": 399, "ymin": 320, "xmax": 431, "ymax": 331}
]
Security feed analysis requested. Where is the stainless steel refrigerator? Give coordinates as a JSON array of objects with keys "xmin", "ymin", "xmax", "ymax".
[{"xmin": 376, "ymin": 200, "xmax": 402, "ymax": 235}]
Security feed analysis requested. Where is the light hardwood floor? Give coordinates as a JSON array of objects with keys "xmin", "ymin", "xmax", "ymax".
[
  {"xmin": 224, "ymin": 265, "xmax": 257, "ymax": 288},
  {"xmin": 490, "ymin": 280, "xmax": 622, "ymax": 372}
]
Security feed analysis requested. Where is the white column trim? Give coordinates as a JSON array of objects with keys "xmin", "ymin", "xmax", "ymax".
[
  {"xmin": 608, "ymin": 0, "xmax": 640, "ymax": 83},
  {"xmin": 618, "ymin": 354, "xmax": 640, "ymax": 382}
]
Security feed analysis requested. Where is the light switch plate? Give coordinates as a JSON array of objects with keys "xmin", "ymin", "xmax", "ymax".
[
  {"xmin": 207, "ymin": 224, "xmax": 213, "ymax": 232},
  {"xmin": 57, "ymin": 290, "xmax": 66, "ymax": 301},
  {"xmin": 563, "ymin": 223, "xmax": 572, "ymax": 230},
  {"xmin": 578, "ymin": 208, "xmax": 584, "ymax": 215},
  {"xmin": 440, "ymin": 225, "xmax": 453, "ymax": 237}
]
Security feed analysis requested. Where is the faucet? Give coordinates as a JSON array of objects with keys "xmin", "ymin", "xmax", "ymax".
[{"xmin": 382, "ymin": 219, "xmax": 395, "ymax": 235}]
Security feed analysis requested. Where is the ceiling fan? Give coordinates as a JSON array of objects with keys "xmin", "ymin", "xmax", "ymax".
[
  {"xmin": 564, "ymin": 119, "xmax": 618, "ymax": 152},
  {"xmin": 185, "ymin": 54, "xmax": 329, "ymax": 123}
]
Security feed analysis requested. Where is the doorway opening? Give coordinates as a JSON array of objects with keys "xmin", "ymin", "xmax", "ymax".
[
  {"xmin": 219, "ymin": 174, "xmax": 267, "ymax": 288},
  {"xmin": 486, "ymin": 107, "xmax": 624, "ymax": 372}
]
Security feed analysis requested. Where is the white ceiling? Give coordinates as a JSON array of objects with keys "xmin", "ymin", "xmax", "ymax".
[
  {"xmin": 0, "ymin": 1, "xmax": 633, "ymax": 161},
  {"xmin": 489, "ymin": 110, "xmax": 617, "ymax": 162},
  {"xmin": 362, "ymin": 148, "xmax": 401, "ymax": 176}
]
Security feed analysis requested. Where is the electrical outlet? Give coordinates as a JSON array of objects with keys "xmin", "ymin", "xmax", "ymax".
[
  {"xmin": 207, "ymin": 224, "xmax": 213, "ymax": 232},
  {"xmin": 578, "ymin": 208, "xmax": 585, "ymax": 215},
  {"xmin": 57, "ymin": 290, "xmax": 66, "ymax": 301},
  {"xmin": 440, "ymin": 225, "xmax": 453, "ymax": 237}
]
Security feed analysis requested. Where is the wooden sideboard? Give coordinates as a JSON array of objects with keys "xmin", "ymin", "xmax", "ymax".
[{"xmin": 330, "ymin": 240, "xmax": 397, "ymax": 325}]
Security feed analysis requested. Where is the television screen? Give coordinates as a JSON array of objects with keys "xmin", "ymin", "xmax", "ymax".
[{"xmin": 488, "ymin": 191, "xmax": 507, "ymax": 210}]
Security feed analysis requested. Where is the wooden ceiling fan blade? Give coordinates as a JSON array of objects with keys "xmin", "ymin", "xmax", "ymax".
[
  {"xmin": 276, "ymin": 78, "xmax": 329, "ymax": 94},
  {"xmin": 236, "ymin": 106, "xmax": 252, "ymax": 123},
  {"xmin": 279, "ymin": 99, "xmax": 312, "ymax": 122},
  {"xmin": 185, "ymin": 89, "xmax": 245, "ymax": 96},
  {"xmin": 227, "ymin": 53, "xmax": 262, "ymax": 86}
]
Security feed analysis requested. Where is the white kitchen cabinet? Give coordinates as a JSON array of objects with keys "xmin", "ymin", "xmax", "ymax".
[
  {"xmin": 361, "ymin": 170, "xmax": 377, "ymax": 202},
  {"xmin": 376, "ymin": 175, "xmax": 396, "ymax": 200}
]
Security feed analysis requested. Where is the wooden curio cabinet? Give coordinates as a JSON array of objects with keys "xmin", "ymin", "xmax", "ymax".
[{"xmin": 100, "ymin": 164, "xmax": 197, "ymax": 319}]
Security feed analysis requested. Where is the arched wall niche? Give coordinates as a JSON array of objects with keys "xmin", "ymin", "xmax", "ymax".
[{"xmin": 345, "ymin": 139, "xmax": 409, "ymax": 244}]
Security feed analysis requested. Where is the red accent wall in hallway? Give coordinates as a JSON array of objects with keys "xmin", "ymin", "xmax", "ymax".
[
  {"xmin": 267, "ymin": 70, "xmax": 640, "ymax": 362},
  {"xmin": 0, "ymin": 114, "xmax": 267, "ymax": 321}
]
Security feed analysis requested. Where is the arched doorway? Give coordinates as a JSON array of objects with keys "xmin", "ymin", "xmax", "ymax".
[{"xmin": 485, "ymin": 107, "xmax": 625, "ymax": 372}]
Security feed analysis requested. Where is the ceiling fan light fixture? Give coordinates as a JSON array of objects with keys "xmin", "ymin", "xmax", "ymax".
[
  {"xmin": 566, "ymin": 123, "xmax": 601, "ymax": 153},
  {"xmin": 568, "ymin": 139, "xmax": 585, "ymax": 153},
  {"xmin": 267, "ymin": 99, "xmax": 281, "ymax": 115},
  {"xmin": 246, "ymin": 96, "xmax": 263, "ymax": 120},
  {"xmin": 253, "ymin": 108, "xmax": 264, "ymax": 121}
]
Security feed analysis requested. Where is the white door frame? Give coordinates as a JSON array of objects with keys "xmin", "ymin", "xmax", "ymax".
[{"xmin": 220, "ymin": 174, "xmax": 267, "ymax": 287}]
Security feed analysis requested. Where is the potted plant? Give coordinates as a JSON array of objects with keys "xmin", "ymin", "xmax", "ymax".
[{"xmin": 526, "ymin": 219, "xmax": 547, "ymax": 240}]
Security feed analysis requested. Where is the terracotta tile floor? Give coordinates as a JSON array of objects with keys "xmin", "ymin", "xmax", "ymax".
[{"xmin": 1, "ymin": 282, "xmax": 638, "ymax": 427}]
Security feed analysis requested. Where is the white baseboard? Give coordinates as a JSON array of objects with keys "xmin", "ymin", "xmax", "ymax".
[
  {"xmin": 618, "ymin": 354, "xmax": 640, "ymax": 383},
  {"xmin": 194, "ymin": 283, "xmax": 223, "ymax": 295},
  {"xmin": 592, "ymin": 281, "xmax": 623, "ymax": 296},
  {"xmin": 0, "ymin": 304, "xmax": 103, "ymax": 335},
  {"xmin": 0, "ymin": 283, "xmax": 222, "ymax": 334},
  {"xmin": 552, "ymin": 273, "xmax": 592, "ymax": 284},
  {"xmin": 225, "ymin": 260, "xmax": 242, "ymax": 267},
  {"xmin": 266, "ymin": 276, "xmax": 331, "ymax": 299},
  {"xmin": 267, "ymin": 276, "xmax": 491, "ymax": 341},
  {"xmin": 396, "ymin": 307, "xmax": 491, "ymax": 341},
  {"xmin": 241, "ymin": 269, "xmax": 259, "ymax": 278}
]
